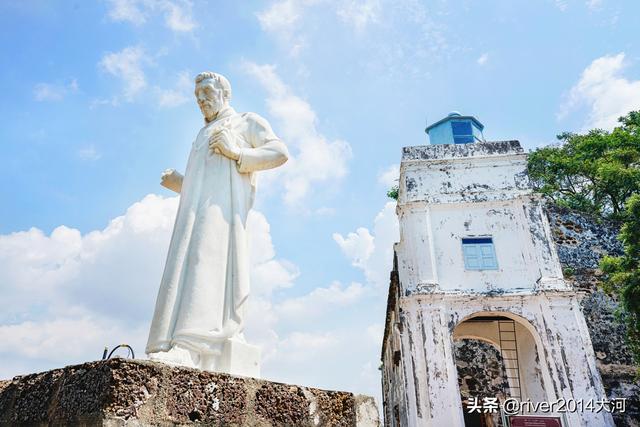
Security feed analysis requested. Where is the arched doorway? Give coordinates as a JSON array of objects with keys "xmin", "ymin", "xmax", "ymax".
[{"xmin": 452, "ymin": 312, "xmax": 551, "ymax": 426}]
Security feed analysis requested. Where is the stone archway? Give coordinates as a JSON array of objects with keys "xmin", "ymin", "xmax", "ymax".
[{"xmin": 452, "ymin": 312, "xmax": 553, "ymax": 426}]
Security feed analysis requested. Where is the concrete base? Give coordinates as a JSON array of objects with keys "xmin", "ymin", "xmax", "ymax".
[
  {"xmin": 148, "ymin": 338, "xmax": 261, "ymax": 378},
  {"xmin": 0, "ymin": 358, "xmax": 380, "ymax": 426},
  {"xmin": 219, "ymin": 339, "xmax": 260, "ymax": 378}
]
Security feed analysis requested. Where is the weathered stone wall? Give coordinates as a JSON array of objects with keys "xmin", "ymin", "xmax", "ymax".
[
  {"xmin": 454, "ymin": 339, "xmax": 508, "ymax": 427},
  {"xmin": 0, "ymin": 358, "xmax": 380, "ymax": 427},
  {"xmin": 549, "ymin": 205, "xmax": 623, "ymax": 271},
  {"xmin": 454, "ymin": 339, "xmax": 508, "ymax": 401},
  {"xmin": 547, "ymin": 205, "xmax": 639, "ymax": 427}
]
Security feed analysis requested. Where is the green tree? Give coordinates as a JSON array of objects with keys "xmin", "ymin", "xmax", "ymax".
[
  {"xmin": 600, "ymin": 194, "xmax": 640, "ymax": 363},
  {"xmin": 387, "ymin": 185, "xmax": 399, "ymax": 200},
  {"xmin": 528, "ymin": 110, "xmax": 640, "ymax": 364},
  {"xmin": 528, "ymin": 111, "xmax": 640, "ymax": 220}
]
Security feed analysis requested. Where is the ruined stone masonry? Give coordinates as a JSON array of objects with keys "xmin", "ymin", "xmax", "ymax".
[
  {"xmin": 548, "ymin": 206, "xmax": 639, "ymax": 427},
  {"xmin": 0, "ymin": 358, "xmax": 380, "ymax": 426}
]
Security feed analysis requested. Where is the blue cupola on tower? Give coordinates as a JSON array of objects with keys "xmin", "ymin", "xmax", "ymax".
[{"xmin": 425, "ymin": 112, "xmax": 485, "ymax": 145}]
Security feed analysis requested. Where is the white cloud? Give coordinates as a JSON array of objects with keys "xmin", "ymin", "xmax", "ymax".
[
  {"xmin": 33, "ymin": 79, "xmax": 78, "ymax": 102},
  {"xmin": 559, "ymin": 53, "xmax": 640, "ymax": 130},
  {"xmin": 33, "ymin": 83, "xmax": 64, "ymax": 101},
  {"xmin": 377, "ymin": 163, "xmax": 399, "ymax": 188},
  {"xmin": 162, "ymin": 0, "xmax": 196, "ymax": 32},
  {"xmin": 257, "ymin": 0, "xmax": 451, "ymax": 76},
  {"xmin": 0, "ymin": 194, "xmax": 380, "ymax": 401},
  {"xmin": 277, "ymin": 331, "xmax": 339, "ymax": 362},
  {"xmin": 77, "ymin": 145, "xmax": 102, "ymax": 161},
  {"xmin": 99, "ymin": 53, "xmax": 192, "ymax": 107},
  {"xmin": 334, "ymin": 202, "xmax": 398, "ymax": 288},
  {"xmin": 359, "ymin": 360, "xmax": 381, "ymax": 394},
  {"xmin": 277, "ymin": 281, "xmax": 366, "ymax": 320},
  {"xmin": 0, "ymin": 226, "xmax": 81, "ymax": 314},
  {"xmin": 257, "ymin": 0, "xmax": 303, "ymax": 34},
  {"xmin": 242, "ymin": 62, "xmax": 352, "ymax": 208},
  {"xmin": 107, "ymin": 0, "xmax": 147, "ymax": 25},
  {"xmin": 0, "ymin": 194, "xmax": 295, "ymax": 369},
  {"xmin": 314, "ymin": 206, "xmax": 336, "ymax": 216},
  {"xmin": 323, "ymin": 201, "xmax": 402, "ymax": 405},
  {"xmin": 586, "ymin": 0, "xmax": 603, "ymax": 10},
  {"xmin": 554, "ymin": 0, "xmax": 568, "ymax": 11},
  {"xmin": 369, "ymin": 0, "xmax": 451, "ymax": 75},
  {"xmin": 0, "ymin": 317, "xmax": 147, "ymax": 368},
  {"xmin": 256, "ymin": 0, "xmax": 394, "ymax": 55},
  {"xmin": 89, "ymin": 98, "xmax": 115, "ymax": 109},
  {"xmin": 337, "ymin": 0, "xmax": 382, "ymax": 33},
  {"xmin": 262, "ymin": 319, "xmax": 383, "ymax": 399},
  {"xmin": 0, "ymin": 194, "xmax": 179, "ymax": 378},
  {"xmin": 156, "ymin": 70, "xmax": 192, "ymax": 108},
  {"xmin": 100, "ymin": 46, "xmax": 148, "ymax": 101},
  {"xmin": 0, "ymin": 195, "xmax": 178, "ymax": 326},
  {"xmin": 247, "ymin": 211, "xmax": 299, "ymax": 297},
  {"xmin": 256, "ymin": 0, "xmax": 321, "ymax": 56},
  {"xmin": 333, "ymin": 228, "xmax": 374, "ymax": 269},
  {"xmin": 366, "ymin": 323, "xmax": 383, "ymax": 346},
  {"xmin": 106, "ymin": 0, "xmax": 196, "ymax": 32},
  {"xmin": 477, "ymin": 52, "xmax": 489, "ymax": 66}
]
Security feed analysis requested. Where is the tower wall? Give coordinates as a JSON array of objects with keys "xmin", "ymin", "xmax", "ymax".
[{"xmin": 382, "ymin": 141, "xmax": 614, "ymax": 427}]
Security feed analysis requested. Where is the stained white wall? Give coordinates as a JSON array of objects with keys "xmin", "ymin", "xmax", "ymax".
[
  {"xmin": 383, "ymin": 294, "xmax": 614, "ymax": 427},
  {"xmin": 382, "ymin": 142, "xmax": 613, "ymax": 427},
  {"xmin": 396, "ymin": 143, "xmax": 565, "ymax": 294},
  {"xmin": 396, "ymin": 197, "xmax": 565, "ymax": 294}
]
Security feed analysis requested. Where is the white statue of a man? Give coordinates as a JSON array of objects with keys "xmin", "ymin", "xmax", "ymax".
[{"xmin": 146, "ymin": 72, "xmax": 288, "ymax": 376}]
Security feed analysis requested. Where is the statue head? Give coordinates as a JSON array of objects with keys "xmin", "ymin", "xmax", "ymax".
[{"xmin": 194, "ymin": 72, "xmax": 232, "ymax": 123}]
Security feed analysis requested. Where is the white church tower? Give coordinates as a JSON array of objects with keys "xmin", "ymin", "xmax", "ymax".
[{"xmin": 381, "ymin": 113, "xmax": 613, "ymax": 427}]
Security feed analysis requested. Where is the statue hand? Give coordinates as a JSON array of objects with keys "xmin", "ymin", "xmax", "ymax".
[
  {"xmin": 209, "ymin": 128, "xmax": 241, "ymax": 161},
  {"xmin": 160, "ymin": 168, "xmax": 184, "ymax": 194}
]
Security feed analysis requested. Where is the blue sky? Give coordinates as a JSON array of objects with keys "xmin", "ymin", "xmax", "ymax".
[{"xmin": 1, "ymin": 0, "xmax": 639, "ymax": 406}]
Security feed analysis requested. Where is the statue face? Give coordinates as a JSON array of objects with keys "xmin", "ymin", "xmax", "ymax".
[{"xmin": 195, "ymin": 81, "xmax": 226, "ymax": 122}]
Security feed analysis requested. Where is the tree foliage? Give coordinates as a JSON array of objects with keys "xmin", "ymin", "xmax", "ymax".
[
  {"xmin": 600, "ymin": 194, "xmax": 640, "ymax": 363},
  {"xmin": 528, "ymin": 111, "xmax": 640, "ymax": 220},
  {"xmin": 528, "ymin": 111, "xmax": 640, "ymax": 364},
  {"xmin": 387, "ymin": 185, "xmax": 399, "ymax": 200}
]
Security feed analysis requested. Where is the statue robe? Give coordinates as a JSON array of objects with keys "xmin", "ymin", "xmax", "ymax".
[{"xmin": 146, "ymin": 106, "xmax": 288, "ymax": 355}]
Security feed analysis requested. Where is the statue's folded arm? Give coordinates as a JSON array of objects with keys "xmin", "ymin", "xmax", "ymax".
[{"xmin": 237, "ymin": 140, "xmax": 289, "ymax": 173}]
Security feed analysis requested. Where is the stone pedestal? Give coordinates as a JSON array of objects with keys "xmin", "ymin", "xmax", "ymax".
[
  {"xmin": 0, "ymin": 358, "xmax": 380, "ymax": 427},
  {"xmin": 218, "ymin": 339, "xmax": 260, "ymax": 378}
]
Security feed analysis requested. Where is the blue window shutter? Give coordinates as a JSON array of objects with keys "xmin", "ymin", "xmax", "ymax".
[
  {"xmin": 462, "ymin": 238, "xmax": 498, "ymax": 270},
  {"xmin": 463, "ymin": 245, "xmax": 481, "ymax": 269},
  {"xmin": 479, "ymin": 244, "xmax": 498, "ymax": 269}
]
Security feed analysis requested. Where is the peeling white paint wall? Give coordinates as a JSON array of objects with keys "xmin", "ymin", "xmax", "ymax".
[{"xmin": 381, "ymin": 142, "xmax": 613, "ymax": 427}]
